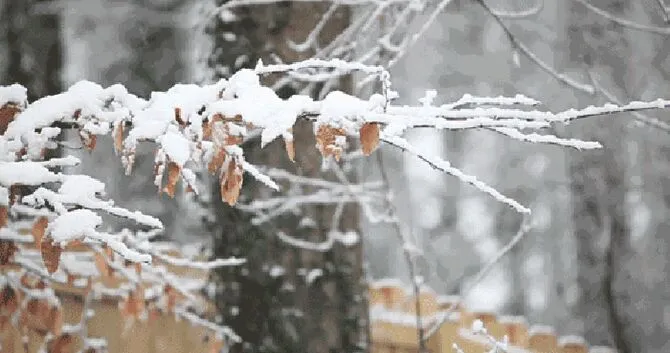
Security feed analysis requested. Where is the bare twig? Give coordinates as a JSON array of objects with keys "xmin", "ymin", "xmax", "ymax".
[
  {"xmin": 473, "ymin": 0, "xmax": 595, "ymax": 94},
  {"xmin": 376, "ymin": 149, "xmax": 427, "ymax": 353},
  {"xmin": 573, "ymin": 0, "xmax": 670, "ymax": 34}
]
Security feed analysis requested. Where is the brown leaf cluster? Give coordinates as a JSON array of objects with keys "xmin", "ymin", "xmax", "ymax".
[
  {"xmin": 206, "ymin": 114, "xmax": 244, "ymax": 146},
  {"xmin": 315, "ymin": 125, "xmax": 346, "ymax": 161}
]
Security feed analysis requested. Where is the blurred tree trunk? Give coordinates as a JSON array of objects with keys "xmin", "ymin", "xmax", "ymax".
[
  {"xmin": 59, "ymin": 0, "xmax": 189, "ymax": 238},
  {"xmin": 566, "ymin": 1, "xmax": 635, "ymax": 351},
  {"xmin": 0, "ymin": 0, "xmax": 62, "ymax": 99},
  {"xmin": 206, "ymin": 3, "xmax": 367, "ymax": 353}
]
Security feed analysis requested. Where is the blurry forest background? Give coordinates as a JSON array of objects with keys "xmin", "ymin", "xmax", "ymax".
[{"xmin": 1, "ymin": 0, "xmax": 670, "ymax": 353}]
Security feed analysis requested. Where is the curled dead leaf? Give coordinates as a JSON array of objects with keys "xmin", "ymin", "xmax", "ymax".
[
  {"xmin": 0, "ymin": 240, "xmax": 17, "ymax": 265},
  {"xmin": 163, "ymin": 161, "xmax": 181, "ymax": 198},
  {"xmin": 360, "ymin": 122, "xmax": 380, "ymax": 156},
  {"xmin": 31, "ymin": 216, "xmax": 48, "ymax": 249},
  {"xmin": 41, "ymin": 238, "xmax": 62, "ymax": 274},
  {"xmin": 220, "ymin": 158, "xmax": 243, "ymax": 206},
  {"xmin": 315, "ymin": 125, "xmax": 346, "ymax": 161}
]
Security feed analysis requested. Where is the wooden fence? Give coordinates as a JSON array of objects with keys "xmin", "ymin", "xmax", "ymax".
[
  {"xmin": 1, "ymin": 243, "xmax": 217, "ymax": 353},
  {"xmin": 3, "ymin": 252, "xmax": 615, "ymax": 353},
  {"xmin": 369, "ymin": 279, "xmax": 616, "ymax": 353}
]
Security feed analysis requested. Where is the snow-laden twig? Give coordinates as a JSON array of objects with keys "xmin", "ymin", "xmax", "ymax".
[
  {"xmin": 488, "ymin": 127, "xmax": 602, "ymax": 149},
  {"xmin": 587, "ymin": 70, "xmax": 670, "ymax": 134},
  {"xmin": 382, "ymin": 134, "xmax": 531, "ymax": 214}
]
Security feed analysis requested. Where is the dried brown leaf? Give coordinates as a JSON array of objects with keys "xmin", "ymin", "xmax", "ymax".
[
  {"xmin": 175, "ymin": 107, "xmax": 186, "ymax": 127},
  {"xmin": 94, "ymin": 250, "xmax": 113, "ymax": 282},
  {"xmin": 122, "ymin": 285, "xmax": 145, "ymax": 318},
  {"xmin": 0, "ymin": 103, "xmax": 21, "ymax": 135},
  {"xmin": 114, "ymin": 121, "xmax": 124, "ymax": 155},
  {"xmin": 9, "ymin": 184, "xmax": 22, "ymax": 206},
  {"xmin": 0, "ymin": 285, "xmax": 19, "ymax": 316},
  {"xmin": 31, "ymin": 216, "xmax": 48, "ymax": 249},
  {"xmin": 315, "ymin": 125, "xmax": 346, "ymax": 161},
  {"xmin": 47, "ymin": 334, "xmax": 74, "ymax": 353},
  {"xmin": 220, "ymin": 158, "xmax": 243, "ymax": 206},
  {"xmin": 80, "ymin": 130, "xmax": 97, "ymax": 151},
  {"xmin": 20, "ymin": 273, "xmax": 45, "ymax": 290},
  {"xmin": 41, "ymin": 238, "xmax": 62, "ymax": 274},
  {"xmin": 360, "ymin": 122, "xmax": 380, "ymax": 156},
  {"xmin": 123, "ymin": 148, "xmax": 136, "ymax": 175},
  {"xmin": 209, "ymin": 338, "xmax": 224, "ymax": 353},
  {"xmin": 0, "ymin": 240, "xmax": 17, "ymax": 265},
  {"xmin": 0, "ymin": 206, "xmax": 7, "ymax": 229},
  {"xmin": 208, "ymin": 148, "xmax": 226, "ymax": 174},
  {"xmin": 48, "ymin": 306, "xmax": 63, "ymax": 336},
  {"xmin": 284, "ymin": 138, "xmax": 295, "ymax": 162},
  {"xmin": 163, "ymin": 161, "xmax": 181, "ymax": 198}
]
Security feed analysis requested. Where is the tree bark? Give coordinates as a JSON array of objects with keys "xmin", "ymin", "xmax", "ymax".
[{"xmin": 206, "ymin": 3, "xmax": 367, "ymax": 353}]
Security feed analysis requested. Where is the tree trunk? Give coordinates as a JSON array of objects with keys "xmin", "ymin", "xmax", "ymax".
[
  {"xmin": 206, "ymin": 3, "xmax": 367, "ymax": 353},
  {"xmin": 566, "ymin": 1, "xmax": 634, "ymax": 351}
]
